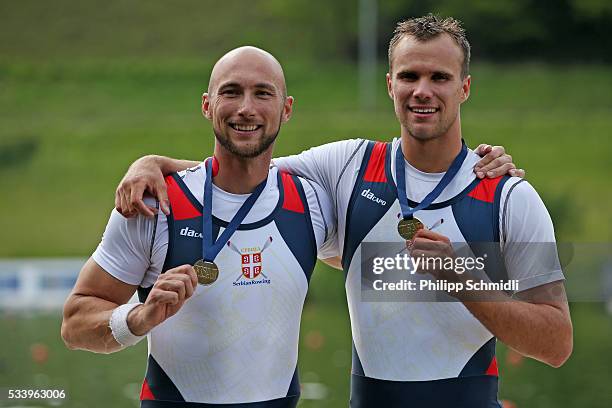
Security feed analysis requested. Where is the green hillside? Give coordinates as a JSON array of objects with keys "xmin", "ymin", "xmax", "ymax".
[{"xmin": 1, "ymin": 61, "xmax": 611, "ymax": 256}]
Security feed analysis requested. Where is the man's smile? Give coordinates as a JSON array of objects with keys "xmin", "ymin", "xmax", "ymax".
[
  {"xmin": 229, "ymin": 123, "xmax": 263, "ymax": 132},
  {"xmin": 408, "ymin": 106, "xmax": 439, "ymax": 114}
]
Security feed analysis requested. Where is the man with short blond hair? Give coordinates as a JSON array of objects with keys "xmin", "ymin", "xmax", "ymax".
[{"xmin": 389, "ymin": 14, "xmax": 471, "ymax": 79}]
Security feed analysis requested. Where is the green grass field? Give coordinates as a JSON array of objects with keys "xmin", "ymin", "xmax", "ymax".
[
  {"xmin": 2, "ymin": 288, "xmax": 612, "ymax": 407},
  {"xmin": 1, "ymin": 60, "xmax": 611, "ymax": 407},
  {"xmin": 1, "ymin": 61, "xmax": 610, "ymax": 256}
]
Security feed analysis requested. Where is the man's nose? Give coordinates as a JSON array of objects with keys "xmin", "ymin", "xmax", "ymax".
[
  {"xmin": 237, "ymin": 95, "xmax": 256, "ymax": 118},
  {"xmin": 413, "ymin": 80, "xmax": 433, "ymax": 101}
]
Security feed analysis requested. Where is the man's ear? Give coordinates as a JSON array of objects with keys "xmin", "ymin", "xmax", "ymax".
[
  {"xmin": 281, "ymin": 96, "xmax": 294, "ymax": 123},
  {"xmin": 461, "ymin": 75, "xmax": 471, "ymax": 103},
  {"xmin": 386, "ymin": 72, "xmax": 394, "ymax": 100},
  {"xmin": 202, "ymin": 93, "xmax": 212, "ymax": 120}
]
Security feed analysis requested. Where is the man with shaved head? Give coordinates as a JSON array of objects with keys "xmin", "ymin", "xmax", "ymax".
[
  {"xmin": 206, "ymin": 47, "xmax": 288, "ymax": 159},
  {"xmin": 62, "ymin": 46, "xmax": 337, "ymax": 407}
]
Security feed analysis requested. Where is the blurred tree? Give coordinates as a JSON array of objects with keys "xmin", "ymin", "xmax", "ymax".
[
  {"xmin": 377, "ymin": 0, "xmax": 612, "ymax": 63},
  {"xmin": 1, "ymin": 0, "xmax": 611, "ymax": 64},
  {"xmin": 570, "ymin": 0, "xmax": 612, "ymax": 18},
  {"xmin": 262, "ymin": 0, "xmax": 359, "ymax": 60}
]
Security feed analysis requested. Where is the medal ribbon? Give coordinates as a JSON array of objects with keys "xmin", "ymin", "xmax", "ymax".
[
  {"xmin": 395, "ymin": 140, "xmax": 467, "ymax": 220},
  {"xmin": 202, "ymin": 158, "xmax": 267, "ymax": 262}
]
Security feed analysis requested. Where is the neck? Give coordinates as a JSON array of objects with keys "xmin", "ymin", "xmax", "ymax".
[
  {"xmin": 212, "ymin": 145, "xmax": 273, "ymax": 194},
  {"xmin": 400, "ymin": 119, "xmax": 463, "ymax": 173}
]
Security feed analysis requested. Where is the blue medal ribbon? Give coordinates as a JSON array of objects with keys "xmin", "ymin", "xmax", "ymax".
[
  {"xmin": 395, "ymin": 140, "xmax": 467, "ymax": 220},
  {"xmin": 202, "ymin": 159, "xmax": 267, "ymax": 262}
]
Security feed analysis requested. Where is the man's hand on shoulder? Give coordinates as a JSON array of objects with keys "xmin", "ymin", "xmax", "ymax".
[
  {"xmin": 473, "ymin": 144, "xmax": 525, "ymax": 179},
  {"xmin": 115, "ymin": 155, "xmax": 199, "ymax": 218},
  {"xmin": 116, "ymin": 155, "xmax": 170, "ymax": 218},
  {"xmin": 127, "ymin": 265, "xmax": 198, "ymax": 335}
]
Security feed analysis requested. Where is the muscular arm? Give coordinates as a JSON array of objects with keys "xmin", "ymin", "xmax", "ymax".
[
  {"xmin": 412, "ymin": 229, "xmax": 573, "ymax": 368},
  {"xmin": 61, "ymin": 258, "xmax": 197, "ymax": 354},
  {"xmin": 61, "ymin": 258, "xmax": 139, "ymax": 353},
  {"xmin": 464, "ymin": 179, "xmax": 573, "ymax": 367},
  {"xmin": 459, "ymin": 281, "xmax": 572, "ymax": 368}
]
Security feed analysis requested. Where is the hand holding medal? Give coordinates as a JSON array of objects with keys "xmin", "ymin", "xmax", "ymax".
[
  {"xmin": 399, "ymin": 218, "xmax": 443, "ymax": 255},
  {"xmin": 409, "ymin": 228, "xmax": 460, "ymax": 281},
  {"xmin": 128, "ymin": 264, "xmax": 199, "ymax": 335}
]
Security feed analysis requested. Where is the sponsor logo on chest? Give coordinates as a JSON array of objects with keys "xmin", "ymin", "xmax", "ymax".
[
  {"xmin": 180, "ymin": 227, "xmax": 203, "ymax": 238},
  {"xmin": 361, "ymin": 188, "xmax": 387, "ymax": 206}
]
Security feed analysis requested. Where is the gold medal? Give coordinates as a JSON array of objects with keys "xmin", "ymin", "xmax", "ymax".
[
  {"xmin": 397, "ymin": 217, "xmax": 424, "ymax": 240},
  {"xmin": 193, "ymin": 259, "xmax": 219, "ymax": 285}
]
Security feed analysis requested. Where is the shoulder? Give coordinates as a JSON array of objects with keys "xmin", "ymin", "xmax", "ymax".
[
  {"xmin": 502, "ymin": 179, "xmax": 552, "ymax": 226},
  {"xmin": 175, "ymin": 162, "xmax": 206, "ymax": 184},
  {"xmin": 501, "ymin": 177, "xmax": 542, "ymax": 207},
  {"xmin": 92, "ymin": 207, "xmax": 165, "ymax": 286},
  {"xmin": 501, "ymin": 178, "xmax": 556, "ymax": 243},
  {"xmin": 165, "ymin": 162, "xmax": 206, "ymax": 204}
]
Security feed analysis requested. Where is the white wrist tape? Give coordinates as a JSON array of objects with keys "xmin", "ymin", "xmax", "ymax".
[{"xmin": 109, "ymin": 303, "xmax": 147, "ymax": 347}]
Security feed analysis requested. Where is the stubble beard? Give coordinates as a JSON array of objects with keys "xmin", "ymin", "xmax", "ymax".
[
  {"xmin": 406, "ymin": 122, "xmax": 444, "ymax": 141},
  {"xmin": 214, "ymin": 122, "xmax": 280, "ymax": 159},
  {"xmin": 404, "ymin": 111, "xmax": 454, "ymax": 142}
]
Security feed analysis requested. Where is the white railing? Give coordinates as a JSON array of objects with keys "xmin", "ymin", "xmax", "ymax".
[{"xmin": 0, "ymin": 258, "xmax": 86, "ymax": 312}]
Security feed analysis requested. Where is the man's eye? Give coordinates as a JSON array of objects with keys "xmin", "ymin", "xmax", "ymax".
[
  {"xmin": 432, "ymin": 74, "xmax": 449, "ymax": 81},
  {"xmin": 257, "ymin": 91, "xmax": 273, "ymax": 97},
  {"xmin": 399, "ymin": 73, "xmax": 418, "ymax": 81},
  {"xmin": 221, "ymin": 90, "xmax": 238, "ymax": 96}
]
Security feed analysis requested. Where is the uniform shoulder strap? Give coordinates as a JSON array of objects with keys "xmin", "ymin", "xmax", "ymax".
[
  {"xmin": 361, "ymin": 141, "xmax": 390, "ymax": 183},
  {"xmin": 165, "ymin": 174, "xmax": 202, "ymax": 220},
  {"xmin": 280, "ymin": 171, "xmax": 306, "ymax": 213}
]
